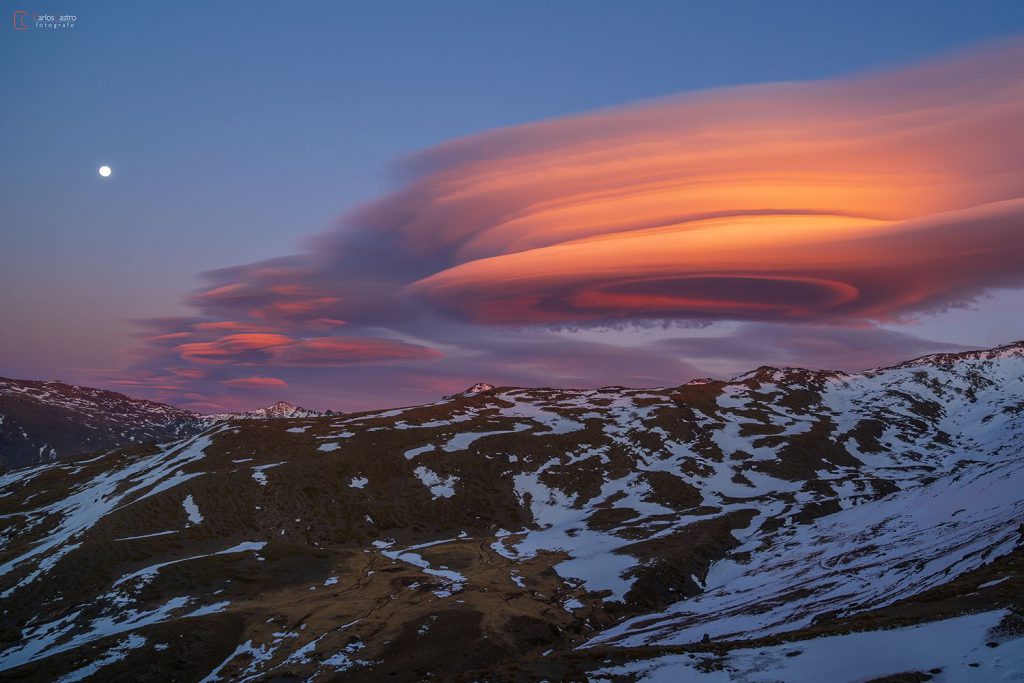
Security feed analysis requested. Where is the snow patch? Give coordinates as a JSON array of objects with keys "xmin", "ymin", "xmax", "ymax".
[{"xmin": 182, "ymin": 494, "xmax": 203, "ymax": 524}]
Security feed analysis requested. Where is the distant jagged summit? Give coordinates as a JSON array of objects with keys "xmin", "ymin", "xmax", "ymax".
[
  {"xmin": 445, "ymin": 382, "xmax": 496, "ymax": 399},
  {"xmin": 208, "ymin": 400, "xmax": 327, "ymax": 421}
]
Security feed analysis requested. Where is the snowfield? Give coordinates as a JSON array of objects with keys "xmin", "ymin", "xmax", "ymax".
[{"xmin": 592, "ymin": 610, "xmax": 1024, "ymax": 682}]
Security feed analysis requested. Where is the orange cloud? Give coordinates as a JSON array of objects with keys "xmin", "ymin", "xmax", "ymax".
[
  {"xmin": 411, "ymin": 202, "xmax": 1024, "ymax": 323},
  {"xmin": 393, "ymin": 41, "xmax": 1024, "ymax": 324},
  {"xmin": 220, "ymin": 376, "xmax": 289, "ymax": 390}
]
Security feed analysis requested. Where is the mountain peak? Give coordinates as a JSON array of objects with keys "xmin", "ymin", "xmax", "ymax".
[
  {"xmin": 445, "ymin": 382, "xmax": 496, "ymax": 399},
  {"xmin": 206, "ymin": 400, "xmax": 325, "ymax": 421}
]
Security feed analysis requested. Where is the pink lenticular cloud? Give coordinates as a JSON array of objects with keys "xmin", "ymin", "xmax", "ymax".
[
  {"xmin": 175, "ymin": 333, "xmax": 296, "ymax": 364},
  {"xmin": 119, "ymin": 39, "xmax": 1024, "ymax": 410},
  {"xmin": 169, "ymin": 368, "xmax": 206, "ymax": 379},
  {"xmin": 266, "ymin": 337, "xmax": 443, "ymax": 366},
  {"xmin": 172, "ymin": 331, "xmax": 440, "ymax": 366},
  {"xmin": 192, "ymin": 321, "xmax": 281, "ymax": 333},
  {"xmin": 220, "ymin": 376, "xmax": 289, "ymax": 390}
]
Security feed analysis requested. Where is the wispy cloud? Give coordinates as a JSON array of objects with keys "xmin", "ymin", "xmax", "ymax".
[{"xmin": 220, "ymin": 376, "xmax": 289, "ymax": 390}]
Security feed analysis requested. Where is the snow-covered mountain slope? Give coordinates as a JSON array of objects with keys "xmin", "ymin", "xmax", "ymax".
[
  {"xmin": 0, "ymin": 377, "xmax": 203, "ymax": 470},
  {"xmin": 0, "ymin": 380, "xmax": 332, "ymax": 470},
  {"xmin": 0, "ymin": 343, "xmax": 1022, "ymax": 681},
  {"xmin": 591, "ymin": 609, "xmax": 1024, "ymax": 682}
]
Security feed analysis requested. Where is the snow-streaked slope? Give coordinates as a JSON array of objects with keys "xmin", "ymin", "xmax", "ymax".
[
  {"xmin": 0, "ymin": 379, "xmax": 333, "ymax": 471},
  {"xmin": 588, "ymin": 449, "xmax": 1023, "ymax": 647},
  {"xmin": 0, "ymin": 377, "xmax": 202, "ymax": 469},
  {"xmin": 592, "ymin": 609, "xmax": 1024, "ymax": 682},
  {"xmin": 1, "ymin": 343, "xmax": 1022, "ymax": 680}
]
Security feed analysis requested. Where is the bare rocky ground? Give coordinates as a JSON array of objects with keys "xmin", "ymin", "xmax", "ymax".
[{"xmin": 1, "ymin": 343, "xmax": 1023, "ymax": 680}]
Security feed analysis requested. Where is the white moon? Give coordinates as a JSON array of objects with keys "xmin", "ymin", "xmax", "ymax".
[{"xmin": 98, "ymin": 165, "xmax": 112, "ymax": 177}]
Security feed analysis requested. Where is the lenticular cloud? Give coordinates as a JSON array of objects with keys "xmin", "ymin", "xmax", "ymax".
[
  {"xmin": 126, "ymin": 39, "xmax": 1024, "ymax": 408},
  {"xmin": 190, "ymin": 39, "xmax": 1024, "ymax": 329},
  {"xmin": 394, "ymin": 41, "xmax": 1024, "ymax": 324}
]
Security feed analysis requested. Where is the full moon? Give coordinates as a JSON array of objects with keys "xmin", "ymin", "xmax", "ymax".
[{"xmin": 98, "ymin": 165, "xmax": 112, "ymax": 178}]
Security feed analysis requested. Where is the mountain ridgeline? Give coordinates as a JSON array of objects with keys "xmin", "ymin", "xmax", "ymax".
[
  {"xmin": 1, "ymin": 343, "xmax": 1023, "ymax": 680},
  {"xmin": 0, "ymin": 378, "xmax": 327, "ymax": 470},
  {"xmin": 0, "ymin": 378, "xmax": 202, "ymax": 469}
]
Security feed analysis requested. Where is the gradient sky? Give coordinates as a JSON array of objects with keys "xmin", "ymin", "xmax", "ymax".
[{"xmin": 2, "ymin": 1, "xmax": 1024, "ymax": 412}]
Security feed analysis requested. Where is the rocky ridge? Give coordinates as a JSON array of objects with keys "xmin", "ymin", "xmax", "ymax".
[{"xmin": 0, "ymin": 378, "xmax": 202, "ymax": 470}]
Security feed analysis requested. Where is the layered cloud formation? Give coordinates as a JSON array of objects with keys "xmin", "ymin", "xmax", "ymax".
[
  {"xmin": 399, "ymin": 42, "xmax": 1024, "ymax": 324},
  {"xmin": 119, "ymin": 40, "xmax": 1024, "ymax": 411}
]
